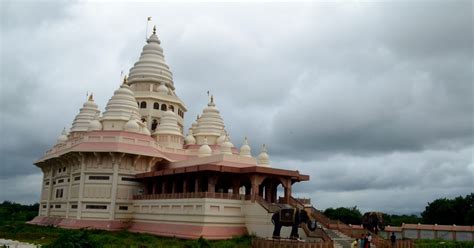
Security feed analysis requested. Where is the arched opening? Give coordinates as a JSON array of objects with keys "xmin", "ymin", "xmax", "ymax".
[
  {"xmin": 151, "ymin": 119, "xmax": 158, "ymax": 131},
  {"xmin": 161, "ymin": 104, "xmax": 167, "ymax": 111},
  {"xmin": 215, "ymin": 174, "xmax": 233, "ymax": 193},
  {"xmin": 169, "ymin": 105, "xmax": 175, "ymax": 112},
  {"xmin": 259, "ymin": 177, "xmax": 283, "ymax": 203},
  {"xmin": 140, "ymin": 101, "xmax": 147, "ymax": 109},
  {"xmin": 141, "ymin": 117, "xmax": 146, "ymax": 123},
  {"xmin": 153, "ymin": 102, "xmax": 159, "ymax": 110},
  {"xmin": 239, "ymin": 177, "xmax": 252, "ymax": 198}
]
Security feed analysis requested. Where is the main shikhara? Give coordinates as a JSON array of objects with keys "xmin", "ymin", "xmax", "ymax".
[{"xmin": 30, "ymin": 26, "xmax": 310, "ymax": 239}]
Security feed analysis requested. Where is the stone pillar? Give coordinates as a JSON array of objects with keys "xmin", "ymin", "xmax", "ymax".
[
  {"xmin": 183, "ymin": 178, "xmax": 187, "ymax": 193},
  {"xmin": 65, "ymin": 162, "xmax": 74, "ymax": 218},
  {"xmin": 250, "ymin": 175, "xmax": 264, "ymax": 202},
  {"xmin": 109, "ymin": 153, "xmax": 121, "ymax": 220},
  {"xmin": 232, "ymin": 180, "xmax": 240, "ymax": 195},
  {"xmin": 46, "ymin": 164, "xmax": 54, "ymax": 217},
  {"xmin": 152, "ymin": 181, "xmax": 157, "ymax": 194},
  {"xmin": 76, "ymin": 154, "xmax": 86, "ymax": 219},
  {"xmin": 162, "ymin": 179, "xmax": 167, "ymax": 194},
  {"xmin": 264, "ymin": 183, "xmax": 271, "ymax": 202},
  {"xmin": 194, "ymin": 177, "xmax": 200, "ymax": 193},
  {"xmin": 207, "ymin": 175, "xmax": 217, "ymax": 193},
  {"xmin": 171, "ymin": 179, "xmax": 176, "ymax": 194},
  {"xmin": 284, "ymin": 183, "xmax": 292, "ymax": 204}
]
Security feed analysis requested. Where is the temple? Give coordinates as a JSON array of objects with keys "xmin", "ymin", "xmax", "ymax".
[{"xmin": 29, "ymin": 26, "xmax": 312, "ymax": 240}]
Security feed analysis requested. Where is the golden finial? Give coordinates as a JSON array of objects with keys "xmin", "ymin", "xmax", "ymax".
[
  {"xmin": 88, "ymin": 93, "xmax": 94, "ymax": 101},
  {"xmin": 153, "ymin": 25, "xmax": 156, "ymax": 35},
  {"xmin": 122, "ymin": 75, "xmax": 128, "ymax": 85},
  {"xmin": 210, "ymin": 95, "xmax": 214, "ymax": 103}
]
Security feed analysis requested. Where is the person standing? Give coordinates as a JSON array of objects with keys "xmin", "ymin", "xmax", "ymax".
[
  {"xmin": 351, "ymin": 238, "xmax": 359, "ymax": 248},
  {"xmin": 359, "ymin": 234, "xmax": 365, "ymax": 248},
  {"xmin": 390, "ymin": 232, "xmax": 397, "ymax": 248},
  {"xmin": 364, "ymin": 233, "xmax": 370, "ymax": 248}
]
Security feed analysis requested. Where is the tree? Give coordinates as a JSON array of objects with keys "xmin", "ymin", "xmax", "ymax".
[
  {"xmin": 421, "ymin": 193, "xmax": 473, "ymax": 225},
  {"xmin": 324, "ymin": 206, "xmax": 362, "ymax": 225}
]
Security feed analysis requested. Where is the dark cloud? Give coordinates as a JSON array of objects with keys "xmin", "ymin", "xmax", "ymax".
[{"xmin": 0, "ymin": 1, "xmax": 472, "ymax": 214}]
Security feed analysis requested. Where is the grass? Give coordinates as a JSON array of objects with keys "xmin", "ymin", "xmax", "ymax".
[{"xmin": 0, "ymin": 221, "xmax": 252, "ymax": 248}]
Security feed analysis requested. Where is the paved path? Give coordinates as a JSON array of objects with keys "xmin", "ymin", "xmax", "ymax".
[{"xmin": 324, "ymin": 228, "xmax": 354, "ymax": 248}]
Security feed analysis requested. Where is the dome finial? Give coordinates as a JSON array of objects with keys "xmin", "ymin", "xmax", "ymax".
[
  {"xmin": 211, "ymin": 95, "xmax": 214, "ymax": 103},
  {"xmin": 123, "ymin": 75, "xmax": 128, "ymax": 85},
  {"xmin": 153, "ymin": 25, "xmax": 156, "ymax": 35},
  {"xmin": 88, "ymin": 93, "xmax": 94, "ymax": 101}
]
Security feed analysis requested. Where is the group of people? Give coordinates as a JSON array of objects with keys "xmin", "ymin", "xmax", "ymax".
[
  {"xmin": 351, "ymin": 233, "xmax": 373, "ymax": 248},
  {"xmin": 350, "ymin": 232, "xmax": 397, "ymax": 248}
]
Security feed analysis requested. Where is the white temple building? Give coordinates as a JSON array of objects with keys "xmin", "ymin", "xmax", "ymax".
[{"xmin": 29, "ymin": 26, "xmax": 312, "ymax": 240}]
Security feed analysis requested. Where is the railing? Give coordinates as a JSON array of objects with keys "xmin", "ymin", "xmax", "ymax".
[
  {"xmin": 252, "ymin": 238, "xmax": 333, "ymax": 248},
  {"xmin": 133, "ymin": 192, "xmax": 244, "ymax": 200}
]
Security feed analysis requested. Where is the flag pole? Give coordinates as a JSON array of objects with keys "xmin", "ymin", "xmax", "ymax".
[{"xmin": 146, "ymin": 17, "xmax": 152, "ymax": 41}]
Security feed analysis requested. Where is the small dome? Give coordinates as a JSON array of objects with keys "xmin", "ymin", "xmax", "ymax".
[
  {"xmin": 216, "ymin": 130, "xmax": 226, "ymax": 145},
  {"xmin": 220, "ymin": 136, "xmax": 233, "ymax": 155},
  {"xmin": 124, "ymin": 117, "xmax": 140, "ymax": 133},
  {"xmin": 191, "ymin": 115, "xmax": 199, "ymax": 133},
  {"xmin": 185, "ymin": 129, "xmax": 196, "ymax": 145},
  {"xmin": 153, "ymin": 109, "xmax": 182, "ymax": 136},
  {"xmin": 239, "ymin": 137, "xmax": 252, "ymax": 157},
  {"xmin": 140, "ymin": 121, "xmax": 151, "ymax": 136},
  {"xmin": 194, "ymin": 96, "xmax": 226, "ymax": 144},
  {"xmin": 57, "ymin": 128, "xmax": 68, "ymax": 143},
  {"xmin": 198, "ymin": 137, "xmax": 212, "ymax": 157},
  {"xmin": 157, "ymin": 82, "xmax": 169, "ymax": 94},
  {"xmin": 88, "ymin": 114, "xmax": 102, "ymax": 131},
  {"xmin": 257, "ymin": 144, "xmax": 270, "ymax": 166},
  {"xmin": 102, "ymin": 77, "xmax": 141, "ymax": 123},
  {"xmin": 70, "ymin": 94, "xmax": 100, "ymax": 133}
]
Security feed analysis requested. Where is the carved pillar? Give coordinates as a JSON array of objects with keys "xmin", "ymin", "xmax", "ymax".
[
  {"xmin": 64, "ymin": 157, "xmax": 75, "ymax": 218},
  {"xmin": 46, "ymin": 163, "xmax": 54, "ymax": 217},
  {"xmin": 194, "ymin": 177, "xmax": 200, "ymax": 193},
  {"xmin": 76, "ymin": 153, "xmax": 86, "ymax": 219},
  {"xmin": 207, "ymin": 174, "xmax": 217, "ymax": 193},
  {"xmin": 109, "ymin": 152, "xmax": 124, "ymax": 220},
  {"xmin": 152, "ymin": 181, "xmax": 157, "ymax": 194},
  {"xmin": 162, "ymin": 178, "xmax": 167, "ymax": 194},
  {"xmin": 183, "ymin": 178, "xmax": 188, "ymax": 193},
  {"xmin": 283, "ymin": 180, "xmax": 292, "ymax": 204},
  {"xmin": 250, "ymin": 175, "xmax": 264, "ymax": 202},
  {"xmin": 264, "ymin": 182, "xmax": 271, "ymax": 202},
  {"xmin": 171, "ymin": 178, "xmax": 176, "ymax": 194}
]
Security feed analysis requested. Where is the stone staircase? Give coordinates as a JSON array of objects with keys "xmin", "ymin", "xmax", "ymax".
[{"xmin": 324, "ymin": 228, "xmax": 355, "ymax": 248}]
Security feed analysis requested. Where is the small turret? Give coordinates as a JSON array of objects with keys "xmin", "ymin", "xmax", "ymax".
[
  {"xmin": 239, "ymin": 137, "xmax": 252, "ymax": 157},
  {"xmin": 220, "ymin": 135, "xmax": 233, "ymax": 155},
  {"xmin": 198, "ymin": 137, "xmax": 212, "ymax": 157},
  {"xmin": 257, "ymin": 144, "xmax": 270, "ymax": 166},
  {"xmin": 57, "ymin": 128, "xmax": 68, "ymax": 144}
]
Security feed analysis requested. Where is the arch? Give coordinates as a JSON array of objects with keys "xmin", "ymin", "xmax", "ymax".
[
  {"xmin": 153, "ymin": 102, "xmax": 159, "ymax": 110},
  {"xmin": 169, "ymin": 105, "xmax": 175, "ymax": 112},
  {"xmin": 161, "ymin": 104, "xmax": 167, "ymax": 111},
  {"xmin": 259, "ymin": 177, "xmax": 284, "ymax": 203},
  {"xmin": 151, "ymin": 119, "xmax": 158, "ymax": 131},
  {"xmin": 215, "ymin": 174, "xmax": 234, "ymax": 193},
  {"xmin": 140, "ymin": 101, "xmax": 147, "ymax": 109}
]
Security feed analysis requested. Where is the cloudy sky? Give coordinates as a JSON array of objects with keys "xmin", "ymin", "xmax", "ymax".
[{"xmin": 1, "ymin": 1, "xmax": 472, "ymax": 215}]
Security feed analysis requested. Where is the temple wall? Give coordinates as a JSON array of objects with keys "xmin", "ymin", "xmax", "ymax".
[
  {"xmin": 37, "ymin": 153, "xmax": 144, "ymax": 221},
  {"xmin": 132, "ymin": 198, "xmax": 246, "ymax": 225}
]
